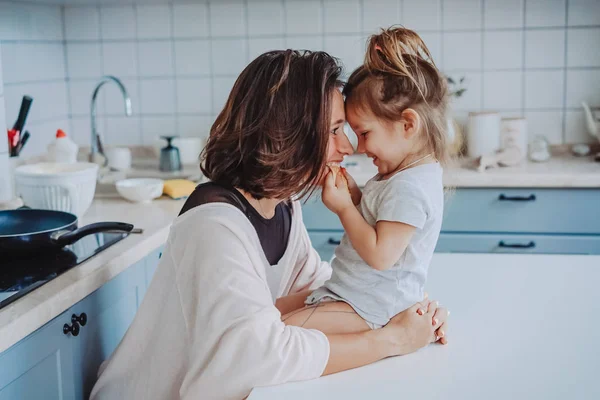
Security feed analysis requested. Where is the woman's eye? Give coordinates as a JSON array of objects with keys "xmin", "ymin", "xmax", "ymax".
[{"xmin": 331, "ymin": 127, "xmax": 339, "ymax": 135}]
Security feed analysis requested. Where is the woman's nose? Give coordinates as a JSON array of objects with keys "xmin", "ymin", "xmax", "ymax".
[{"xmin": 337, "ymin": 133, "xmax": 354, "ymax": 156}]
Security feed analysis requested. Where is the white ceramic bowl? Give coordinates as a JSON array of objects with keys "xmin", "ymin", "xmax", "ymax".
[
  {"xmin": 116, "ymin": 178, "xmax": 164, "ymax": 203},
  {"xmin": 14, "ymin": 162, "xmax": 99, "ymax": 217},
  {"xmin": 153, "ymin": 137, "xmax": 205, "ymax": 165}
]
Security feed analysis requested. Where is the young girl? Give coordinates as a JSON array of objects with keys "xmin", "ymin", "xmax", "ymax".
[{"xmin": 284, "ymin": 27, "xmax": 450, "ymax": 338}]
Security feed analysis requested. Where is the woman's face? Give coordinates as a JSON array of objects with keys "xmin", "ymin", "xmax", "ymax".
[{"xmin": 326, "ymin": 90, "xmax": 354, "ymax": 164}]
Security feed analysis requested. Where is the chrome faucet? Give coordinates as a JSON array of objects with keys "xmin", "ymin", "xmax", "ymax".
[{"xmin": 90, "ymin": 76, "xmax": 132, "ymax": 163}]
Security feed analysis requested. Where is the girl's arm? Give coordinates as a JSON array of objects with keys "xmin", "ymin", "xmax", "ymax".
[
  {"xmin": 338, "ymin": 207, "xmax": 415, "ymax": 271},
  {"xmin": 275, "ymin": 290, "xmax": 312, "ymax": 315},
  {"xmin": 322, "ymin": 171, "xmax": 417, "ymax": 271}
]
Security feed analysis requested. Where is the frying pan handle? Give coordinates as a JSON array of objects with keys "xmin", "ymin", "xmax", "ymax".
[{"xmin": 51, "ymin": 222, "xmax": 134, "ymax": 247}]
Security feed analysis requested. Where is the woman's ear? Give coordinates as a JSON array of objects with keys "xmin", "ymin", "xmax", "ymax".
[{"xmin": 399, "ymin": 108, "xmax": 421, "ymax": 139}]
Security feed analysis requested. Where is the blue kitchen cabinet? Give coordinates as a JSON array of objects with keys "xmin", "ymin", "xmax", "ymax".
[
  {"xmin": 0, "ymin": 245, "xmax": 166, "ymax": 400},
  {"xmin": 0, "ymin": 309, "xmax": 76, "ymax": 400},
  {"xmin": 302, "ymin": 188, "xmax": 600, "ymax": 258},
  {"xmin": 70, "ymin": 259, "xmax": 146, "ymax": 400}
]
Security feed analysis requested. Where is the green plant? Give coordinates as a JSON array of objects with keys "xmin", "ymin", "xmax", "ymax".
[{"xmin": 446, "ymin": 76, "xmax": 467, "ymax": 98}]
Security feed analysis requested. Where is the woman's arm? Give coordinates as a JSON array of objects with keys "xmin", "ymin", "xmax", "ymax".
[{"xmin": 275, "ymin": 290, "xmax": 312, "ymax": 315}]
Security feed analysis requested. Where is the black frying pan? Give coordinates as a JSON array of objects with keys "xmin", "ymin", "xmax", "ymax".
[{"xmin": 0, "ymin": 209, "xmax": 137, "ymax": 255}]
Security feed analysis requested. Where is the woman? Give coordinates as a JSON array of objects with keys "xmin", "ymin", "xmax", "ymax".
[{"xmin": 91, "ymin": 50, "xmax": 448, "ymax": 400}]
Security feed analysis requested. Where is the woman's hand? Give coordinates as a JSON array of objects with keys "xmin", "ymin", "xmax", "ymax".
[
  {"xmin": 342, "ymin": 168, "xmax": 362, "ymax": 206},
  {"xmin": 322, "ymin": 169, "xmax": 354, "ymax": 215},
  {"xmin": 382, "ymin": 300, "xmax": 449, "ymax": 356}
]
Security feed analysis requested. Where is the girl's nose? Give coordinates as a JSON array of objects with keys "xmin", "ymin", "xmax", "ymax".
[{"xmin": 356, "ymin": 138, "xmax": 366, "ymax": 154}]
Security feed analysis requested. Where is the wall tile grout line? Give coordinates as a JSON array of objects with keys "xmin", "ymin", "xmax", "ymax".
[
  {"xmin": 520, "ymin": 0, "xmax": 526, "ymax": 117},
  {"xmin": 133, "ymin": 4, "xmax": 143, "ymax": 145},
  {"xmin": 169, "ymin": 2, "xmax": 179, "ymax": 140},
  {"xmin": 562, "ymin": 0, "xmax": 570, "ymax": 143},
  {"xmin": 480, "ymin": 0, "xmax": 485, "ymax": 111},
  {"xmin": 208, "ymin": 1, "xmax": 215, "ymax": 116}
]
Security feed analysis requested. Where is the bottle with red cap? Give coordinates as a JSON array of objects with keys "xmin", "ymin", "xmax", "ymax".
[{"xmin": 47, "ymin": 129, "xmax": 79, "ymax": 163}]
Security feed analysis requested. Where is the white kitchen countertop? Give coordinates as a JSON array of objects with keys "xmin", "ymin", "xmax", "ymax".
[
  {"xmin": 0, "ymin": 197, "xmax": 185, "ymax": 354},
  {"xmin": 344, "ymin": 153, "xmax": 600, "ymax": 188},
  {"xmin": 249, "ymin": 252, "xmax": 600, "ymax": 400}
]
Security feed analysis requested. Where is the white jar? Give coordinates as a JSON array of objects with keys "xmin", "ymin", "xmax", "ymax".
[
  {"xmin": 467, "ymin": 112, "xmax": 501, "ymax": 158},
  {"xmin": 500, "ymin": 117, "xmax": 528, "ymax": 158}
]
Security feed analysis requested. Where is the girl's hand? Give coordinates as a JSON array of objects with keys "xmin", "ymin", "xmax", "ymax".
[
  {"xmin": 322, "ymin": 169, "xmax": 354, "ymax": 215},
  {"xmin": 342, "ymin": 168, "xmax": 362, "ymax": 206}
]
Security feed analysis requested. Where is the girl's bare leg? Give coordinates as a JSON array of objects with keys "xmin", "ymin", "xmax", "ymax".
[{"xmin": 282, "ymin": 301, "xmax": 371, "ymax": 334}]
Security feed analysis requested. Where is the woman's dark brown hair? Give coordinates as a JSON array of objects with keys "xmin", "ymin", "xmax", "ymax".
[{"xmin": 201, "ymin": 50, "xmax": 342, "ymax": 200}]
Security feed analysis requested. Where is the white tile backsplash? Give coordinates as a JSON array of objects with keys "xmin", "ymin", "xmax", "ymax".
[
  {"xmin": 0, "ymin": 154, "xmax": 12, "ymax": 202},
  {"xmin": 136, "ymin": 5, "xmax": 172, "ymax": 39},
  {"xmin": 285, "ymin": 0, "xmax": 323, "ymax": 35},
  {"xmin": 209, "ymin": 1, "xmax": 246, "ymax": 37},
  {"xmin": 525, "ymin": 0, "xmax": 566, "ymax": 27},
  {"xmin": 105, "ymin": 116, "xmax": 141, "ymax": 146},
  {"xmin": 138, "ymin": 41, "xmax": 174, "ymax": 77},
  {"xmin": 404, "ymin": 0, "xmax": 441, "ymax": 31},
  {"xmin": 1, "ymin": 0, "xmax": 595, "ymax": 153},
  {"xmin": 176, "ymin": 78, "xmax": 211, "ymax": 114},
  {"xmin": 211, "ymin": 38, "xmax": 248, "ymax": 76},
  {"xmin": 0, "ymin": 97, "xmax": 6, "ymax": 153},
  {"xmin": 566, "ymin": 69, "xmax": 600, "ymax": 108},
  {"xmin": 64, "ymin": 6, "xmax": 100, "ymax": 40},
  {"xmin": 483, "ymin": 31, "xmax": 523, "ymax": 70},
  {"xmin": 443, "ymin": 32, "xmax": 482, "ymax": 70},
  {"xmin": 525, "ymin": 29, "xmax": 565, "ymax": 68},
  {"xmin": 175, "ymin": 40, "xmax": 211, "ymax": 76},
  {"xmin": 324, "ymin": 0, "xmax": 360, "ymax": 34},
  {"xmin": 173, "ymin": 3, "xmax": 209, "ymax": 38},
  {"xmin": 483, "ymin": 71, "xmax": 523, "ymax": 110},
  {"xmin": 140, "ymin": 79, "xmax": 176, "ymax": 114},
  {"xmin": 567, "ymin": 28, "xmax": 600, "ymax": 67},
  {"xmin": 67, "ymin": 43, "xmax": 102, "ymax": 79},
  {"xmin": 362, "ymin": 0, "xmax": 401, "ymax": 34},
  {"xmin": 484, "ymin": 0, "xmax": 524, "ymax": 29},
  {"xmin": 443, "ymin": 0, "xmax": 482, "ymax": 30},
  {"xmin": 568, "ymin": 0, "xmax": 600, "ymax": 26},
  {"xmin": 102, "ymin": 42, "xmax": 138, "ymax": 77},
  {"xmin": 141, "ymin": 115, "xmax": 177, "ymax": 144},
  {"xmin": 247, "ymin": 1, "xmax": 284, "ymax": 36},
  {"xmin": 249, "ymin": 37, "xmax": 286, "ymax": 60},
  {"xmin": 525, "ymin": 110, "xmax": 564, "ymax": 144},
  {"xmin": 524, "ymin": 70, "xmax": 564, "ymax": 108},
  {"xmin": 100, "ymin": 6, "xmax": 136, "ymax": 40}
]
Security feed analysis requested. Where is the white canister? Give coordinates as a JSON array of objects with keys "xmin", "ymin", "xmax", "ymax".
[
  {"xmin": 500, "ymin": 117, "xmax": 528, "ymax": 160},
  {"xmin": 467, "ymin": 112, "xmax": 501, "ymax": 158},
  {"xmin": 106, "ymin": 147, "xmax": 132, "ymax": 171}
]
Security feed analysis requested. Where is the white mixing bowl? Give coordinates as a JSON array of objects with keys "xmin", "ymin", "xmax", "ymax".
[
  {"xmin": 116, "ymin": 178, "xmax": 164, "ymax": 203},
  {"xmin": 14, "ymin": 162, "xmax": 99, "ymax": 217}
]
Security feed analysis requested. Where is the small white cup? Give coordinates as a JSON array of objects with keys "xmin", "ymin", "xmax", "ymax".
[{"xmin": 106, "ymin": 147, "xmax": 132, "ymax": 171}]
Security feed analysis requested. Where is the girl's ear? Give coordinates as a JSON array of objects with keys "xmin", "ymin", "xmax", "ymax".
[{"xmin": 399, "ymin": 108, "xmax": 421, "ymax": 139}]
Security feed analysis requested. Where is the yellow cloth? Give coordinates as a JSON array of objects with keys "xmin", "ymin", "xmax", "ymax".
[{"xmin": 163, "ymin": 179, "xmax": 196, "ymax": 199}]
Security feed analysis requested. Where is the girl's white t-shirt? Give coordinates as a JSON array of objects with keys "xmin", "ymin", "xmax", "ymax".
[{"xmin": 309, "ymin": 163, "xmax": 444, "ymax": 326}]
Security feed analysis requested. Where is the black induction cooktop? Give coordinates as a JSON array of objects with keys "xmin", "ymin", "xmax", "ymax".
[{"xmin": 0, "ymin": 232, "xmax": 129, "ymax": 309}]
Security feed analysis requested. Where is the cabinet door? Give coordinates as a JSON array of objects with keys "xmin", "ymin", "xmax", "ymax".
[
  {"xmin": 70, "ymin": 260, "xmax": 146, "ymax": 400},
  {"xmin": 0, "ymin": 310, "xmax": 76, "ymax": 400}
]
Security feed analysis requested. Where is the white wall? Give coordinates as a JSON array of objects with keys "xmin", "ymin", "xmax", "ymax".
[{"xmin": 62, "ymin": 0, "xmax": 600, "ymax": 148}]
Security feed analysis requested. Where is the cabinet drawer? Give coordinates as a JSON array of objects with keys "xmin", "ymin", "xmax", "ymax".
[
  {"xmin": 435, "ymin": 233, "xmax": 600, "ymax": 255},
  {"xmin": 442, "ymin": 189, "xmax": 600, "ymax": 234},
  {"xmin": 301, "ymin": 195, "xmax": 342, "ymax": 231},
  {"xmin": 308, "ymin": 231, "xmax": 344, "ymax": 262}
]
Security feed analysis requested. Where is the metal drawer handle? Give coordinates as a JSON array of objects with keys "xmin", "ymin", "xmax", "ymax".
[
  {"xmin": 71, "ymin": 313, "xmax": 87, "ymax": 327},
  {"xmin": 498, "ymin": 194, "xmax": 536, "ymax": 202},
  {"xmin": 327, "ymin": 238, "xmax": 341, "ymax": 246},
  {"xmin": 498, "ymin": 241, "xmax": 536, "ymax": 249}
]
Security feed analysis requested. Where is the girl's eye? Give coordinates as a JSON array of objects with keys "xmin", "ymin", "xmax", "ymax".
[{"xmin": 360, "ymin": 131, "xmax": 369, "ymax": 137}]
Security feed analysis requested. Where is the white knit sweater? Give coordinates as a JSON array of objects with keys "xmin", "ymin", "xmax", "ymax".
[{"xmin": 90, "ymin": 202, "xmax": 332, "ymax": 400}]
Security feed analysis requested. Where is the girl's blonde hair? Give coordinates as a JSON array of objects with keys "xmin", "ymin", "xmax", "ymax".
[{"xmin": 343, "ymin": 26, "xmax": 451, "ymax": 166}]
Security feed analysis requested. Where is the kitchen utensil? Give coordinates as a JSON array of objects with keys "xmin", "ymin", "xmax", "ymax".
[
  {"xmin": 12, "ymin": 96, "xmax": 33, "ymax": 133},
  {"xmin": 159, "ymin": 136, "xmax": 182, "ymax": 172},
  {"xmin": 116, "ymin": 178, "xmax": 163, "ymax": 203},
  {"xmin": 106, "ymin": 147, "xmax": 132, "ymax": 171},
  {"xmin": 0, "ymin": 209, "xmax": 134, "ymax": 255},
  {"xmin": 7, "ymin": 129, "xmax": 19, "ymax": 156},
  {"xmin": 14, "ymin": 131, "xmax": 30, "ymax": 156},
  {"xmin": 467, "ymin": 111, "xmax": 501, "ymax": 158},
  {"xmin": 14, "ymin": 162, "xmax": 98, "ymax": 217},
  {"xmin": 500, "ymin": 117, "xmax": 527, "ymax": 164}
]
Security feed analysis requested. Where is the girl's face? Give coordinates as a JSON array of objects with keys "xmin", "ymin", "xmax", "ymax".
[
  {"xmin": 346, "ymin": 104, "xmax": 416, "ymax": 177},
  {"xmin": 326, "ymin": 90, "xmax": 354, "ymax": 164}
]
